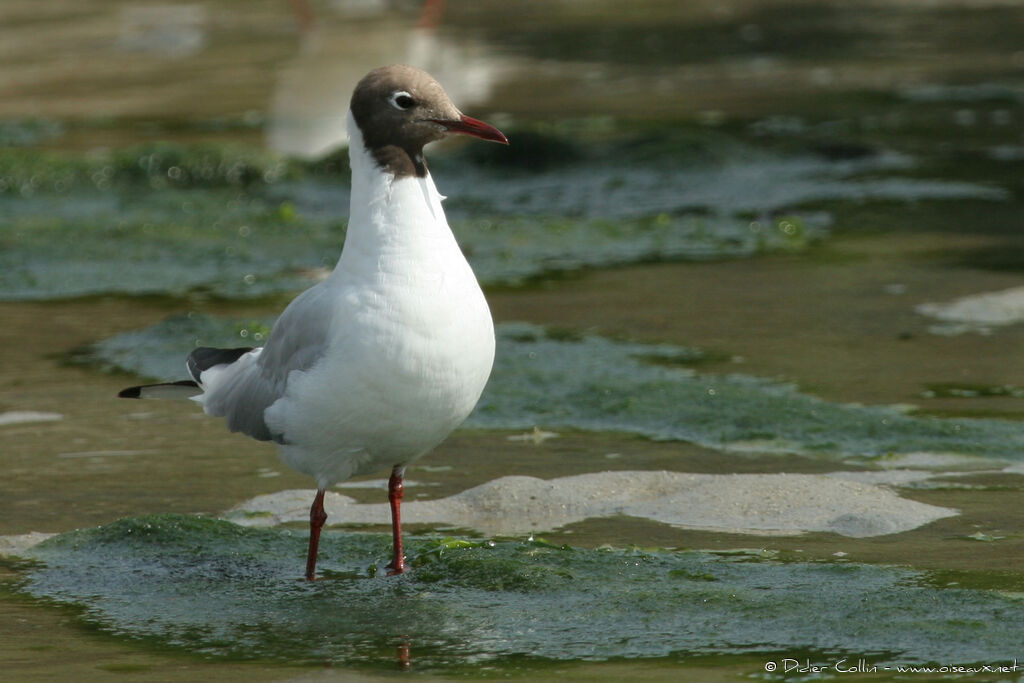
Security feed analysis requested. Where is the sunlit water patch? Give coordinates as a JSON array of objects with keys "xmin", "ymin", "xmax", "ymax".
[
  {"xmin": 917, "ymin": 286, "xmax": 1024, "ymax": 336},
  {"xmin": 11, "ymin": 515, "xmax": 1024, "ymax": 670},
  {"xmin": 0, "ymin": 410, "xmax": 63, "ymax": 426},
  {"xmin": 78, "ymin": 315, "xmax": 1024, "ymax": 462},
  {"xmin": 0, "ymin": 134, "xmax": 1007, "ymax": 299}
]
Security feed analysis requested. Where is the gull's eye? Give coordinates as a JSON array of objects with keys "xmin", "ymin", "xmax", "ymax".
[{"xmin": 389, "ymin": 91, "xmax": 416, "ymax": 110}]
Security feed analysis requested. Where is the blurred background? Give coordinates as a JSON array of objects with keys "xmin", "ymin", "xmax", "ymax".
[
  {"xmin": 3, "ymin": 0, "xmax": 1024, "ymax": 679},
  {"xmin": 4, "ymin": 1, "xmax": 1024, "ymax": 146}
]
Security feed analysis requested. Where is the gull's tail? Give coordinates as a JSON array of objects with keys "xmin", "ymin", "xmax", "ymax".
[{"xmin": 118, "ymin": 346, "xmax": 254, "ymax": 400}]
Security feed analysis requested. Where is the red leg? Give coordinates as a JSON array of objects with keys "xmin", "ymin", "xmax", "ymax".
[
  {"xmin": 305, "ymin": 488, "xmax": 327, "ymax": 580},
  {"xmin": 396, "ymin": 640, "xmax": 411, "ymax": 669},
  {"xmin": 386, "ymin": 466, "xmax": 407, "ymax": 575}
]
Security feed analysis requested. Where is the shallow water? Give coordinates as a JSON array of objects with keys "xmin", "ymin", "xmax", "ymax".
[{"xmin": 4, "ymin": 0, "xmax": 1024, "ymax": 680}]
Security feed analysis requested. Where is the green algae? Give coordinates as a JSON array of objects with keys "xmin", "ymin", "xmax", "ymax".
[
  {"xmin": 453, "ymin": 213, "xmax": 818, "ymax": 286},
  {"xmin": 0, "ymin": 193, "xmax": 341, "ymax": 300},
  {"xmin": 0, "ymin": 119, "xmax": 64, "ymax": 148},
  {"xmin": 439, "ymin": 147, "xmax": 1004, "ymax": 220},
  {"xmin": 76, "ymin": 314, "xmax": 1024, "ymax": 462},
  {"xmin": 0, "ymin": 143, "xmax": 290, "ymax": 194},
  {"xmin": 474, "ymin": 324, "xmax": 1024, "ymax": 460},
  {"xmin": 13, "ymin": 514, "xmax": 1024, "ymax": 670},
  {"xmin": 0, "ymin": 130, "xmax": 1005, "ymax": 301}
]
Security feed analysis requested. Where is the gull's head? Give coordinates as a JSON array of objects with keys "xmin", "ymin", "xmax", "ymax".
[{"xmin": 350, "ymin": 64, "xmax": 508, "ymax": 177}]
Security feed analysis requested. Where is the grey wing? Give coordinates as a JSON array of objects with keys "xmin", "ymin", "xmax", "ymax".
[
  {"xmin": 196, "ymin": 283, "xmax": 334, "ymax": 442},
  {"xmin": 258, "ymin": 283, "xmax": 335, "ymax": 386}
]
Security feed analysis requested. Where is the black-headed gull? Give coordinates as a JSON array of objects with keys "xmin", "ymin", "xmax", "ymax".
[{"xmin": 121, "ymin": 64, "xmax": 508, "ymax": 579}]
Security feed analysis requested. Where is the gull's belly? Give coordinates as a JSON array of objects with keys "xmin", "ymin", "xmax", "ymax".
[{"xmin": 268, "ymin": 276, "xmax": 495, "ymax": 485}]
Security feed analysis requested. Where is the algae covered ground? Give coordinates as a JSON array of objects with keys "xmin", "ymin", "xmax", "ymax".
[
  {"xmin": 12, "ymin": 514, "xmax": 1024, "ymax": 671},
  {"xmin": 3, "ymin": 0, "xmax": 1024, "ymax": 680},
  {"xmin": 75, "ymin": 313, "xmax": 1024, "ymax": 461}
]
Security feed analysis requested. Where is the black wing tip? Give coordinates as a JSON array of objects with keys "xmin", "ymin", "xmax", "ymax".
[
  {"xmin": 118, "ymin": 380, "xmax": 199, "ymax": 399},
  {"xmin": 187, "ymin": 346, "xmax": 255, "ymax": 382}
]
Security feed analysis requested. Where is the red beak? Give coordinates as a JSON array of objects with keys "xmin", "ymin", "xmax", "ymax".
[{"xmin": 433, "ymin": 115, "xmax": 509, "ymax": 145}]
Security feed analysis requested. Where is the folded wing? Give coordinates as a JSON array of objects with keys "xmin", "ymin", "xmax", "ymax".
[{"xmin": 192, "ymin": 284, "xmax": 334, "ymax": 443}]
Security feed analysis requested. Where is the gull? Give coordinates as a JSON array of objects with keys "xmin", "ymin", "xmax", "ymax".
[{"xmin": 120, "ymin": 64, "xmax": 508, "ymax": 579}]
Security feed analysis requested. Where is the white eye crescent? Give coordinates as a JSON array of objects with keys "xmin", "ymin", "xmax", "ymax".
[{"xmin": 389, "ymin": 91, "xmax": 416, "ymax": 110}]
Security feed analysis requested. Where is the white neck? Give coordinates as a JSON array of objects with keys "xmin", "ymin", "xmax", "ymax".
[{"xmin": 333, "ymin": 110, "xmax": 452, "ymax": 279}]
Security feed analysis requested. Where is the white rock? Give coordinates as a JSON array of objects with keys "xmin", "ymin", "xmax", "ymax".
[
  {"xmin": 228, "ymin": 470, "xmax": 958, "ymax": 539},
  {"xmin": 917, "ymin": 286, "xmax": 1024, "ymax": 333}
]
